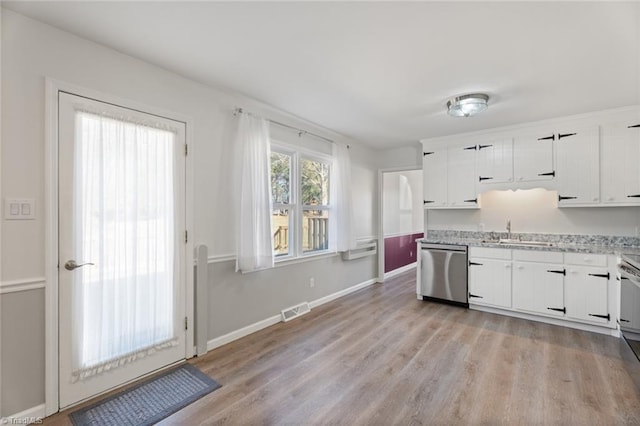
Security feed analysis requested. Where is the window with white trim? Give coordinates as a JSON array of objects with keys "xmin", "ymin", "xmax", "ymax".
[{"xmin": 271, "ymin": 144, "xmax": 332, "ymax": 259}]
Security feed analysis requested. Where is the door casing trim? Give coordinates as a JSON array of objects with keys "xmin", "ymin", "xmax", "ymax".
[
  {"xmin": 377, "ymin": 165, "xmax": 422, "ymax": 282},
  {"xmin": 44, "ymin": 78, "xmax": 195, "ymax": 416}
]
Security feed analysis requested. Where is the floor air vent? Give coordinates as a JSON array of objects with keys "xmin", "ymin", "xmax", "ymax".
[{"xmin": 281, "ymin": 302, "xmax": 311, "ymax": 322}]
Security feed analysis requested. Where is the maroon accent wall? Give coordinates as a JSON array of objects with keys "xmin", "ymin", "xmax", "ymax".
[{"xmin": 384, "ymin": 232, "xmax": 424, "ymax": 273}]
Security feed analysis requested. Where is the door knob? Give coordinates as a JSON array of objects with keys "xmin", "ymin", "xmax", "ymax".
[{"xmin": 64, "ymin": 260, "xmax": 95, "ymax": 271}]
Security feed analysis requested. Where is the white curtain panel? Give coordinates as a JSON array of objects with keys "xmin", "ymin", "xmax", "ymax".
[
  {"xmin": 72, "ymin": 111, "xmax": 179, "ymax": 380},
  {"xmin": 233, "ymin": 113, "xmax": 274, "ymax": 272},
  {"xmin": 332, "ymin": 144, "xmax": 357, "ymax": 252}
]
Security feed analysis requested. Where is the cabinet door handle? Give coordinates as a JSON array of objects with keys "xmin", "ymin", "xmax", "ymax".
[
  {"xmin": 464, "ymin": 145, "xmax": 478, "ymax": 150},
  {"xmin": 546, "ymin": 269, "xmax": 566, "ymax": 276},
  {"xmin": 627, "ymin": 194, "xmax": 640, "ymax": 198},
  {"xmin": 424, "ymin": 200, "xmax": 435, "ymax": 204},
  {"xmin": 463, "ymin": 198, "xmax": 478, "ymax": 203},
  {"xmin": 547, "ymin": 307, "xmax": 566, "ymax": 314},
  {"xmin": 423, "ymin": 151, "xmax": 434, "ymax": 156},
  {"xmin": 588, "ymin": 273, "xmax": 610, "ymax": 280},
  {"xmin": 469, "ymin": 293, "xmax": 483, "ymax": 299},
  {"xmin": 478, "ymin": 144, "xmax": 493, "ymax": 150},
  {"xmin": 619, "ymin": 318, "xmax": 630, "ymax": 323},
  {"xmin": 479, "ymin": 176, "xmax": 493, "ymax": 182},
  {"xmin": 558, "ymin": 132, "xmax": 577, "ymax": 140},
  {"xmin": 469, "ymin": 261, "xmax": 483, "ymax": 266},
  {"xmin": 538, "ymin": 171, "xmax": 556, "ymax": 177},
  {"xmin": 558, "ymin": 195, "xmax": 578, "ymax": 201},
  {"xmin": 537, "ymin": 135, "xmax": 555, "ymax": 141},
  {"xmin": 588, "ymin": 313, "xmax": 610, "ymax": 321},
  {"xmin": 627, "ymin": 124, "xmax": 640, "ymax": 128}
]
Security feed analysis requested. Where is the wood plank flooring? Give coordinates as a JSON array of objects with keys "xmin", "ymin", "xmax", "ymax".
[{"xmin": 45, "ymin": 269, "xmax": 640, "ymax": 425}]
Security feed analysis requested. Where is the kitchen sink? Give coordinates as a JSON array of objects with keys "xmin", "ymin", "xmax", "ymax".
[
  {"xmin": 481, "ymin": 238, "xmax": 555, "ymax": 247},
  {"xmin": 499, "ymin": 239, "xmax": 555, "ymax": 247}
]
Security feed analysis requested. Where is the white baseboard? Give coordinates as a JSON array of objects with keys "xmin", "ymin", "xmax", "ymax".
[
  {"xmin": 2, "ymin": 403, "xmax": 46, "ymax": 425},
  {"xmin": 206, "ymin": 277, "xmax": 380, "ymax": 352},
  {"xmin": 206, "ymin": 314, "xmax": 282, "ymax": 352},
  {"xmin": 309, "ymin": 278, "xmax": 379, "ymax": 309},
  {"xmin": 383, "ymin": 263, "xmax": 417, "ymax": 280},
  {"xmin": 470, "ymin": 304, "xmax": 620, "ymax": 337}
]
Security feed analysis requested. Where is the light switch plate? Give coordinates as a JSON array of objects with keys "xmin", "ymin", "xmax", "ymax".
[{"xmin": 4, "ymin": 198, "xmax": 35, "ymax": 220}]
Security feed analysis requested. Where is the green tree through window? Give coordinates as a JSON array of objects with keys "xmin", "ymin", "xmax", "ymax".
[
  {"xmin": 301, "ymin": 158, "xmax": 330, "ymax": 206},
  {"xmin": 271, "ymin": 152, "xmax": 290, "ymax": 204}
]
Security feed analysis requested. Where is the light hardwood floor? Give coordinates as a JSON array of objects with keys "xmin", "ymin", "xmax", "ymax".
[{"xmin": 45, "ymin": 269, "xmax": 640, "ymax": 425}]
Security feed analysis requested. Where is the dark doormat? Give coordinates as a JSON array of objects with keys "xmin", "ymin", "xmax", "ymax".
[{"xmin": 69, "ymin": 363, "xmax": 221, "ymax": 426}]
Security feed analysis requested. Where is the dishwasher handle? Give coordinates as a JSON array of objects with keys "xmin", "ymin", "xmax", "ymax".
[{"xmin": 420, "ymin": 243, "xmax": 467, "ymax": 253}]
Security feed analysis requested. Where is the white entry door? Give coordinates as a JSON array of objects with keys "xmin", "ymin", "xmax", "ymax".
[{"xmin": 58, "ymin": 92, "xmax": 187, "ymax": 408}]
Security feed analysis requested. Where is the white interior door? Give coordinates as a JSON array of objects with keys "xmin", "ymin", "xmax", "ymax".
[{"xmin": 58, "ymin": 92, "xmax": 187, "ymax": 408}]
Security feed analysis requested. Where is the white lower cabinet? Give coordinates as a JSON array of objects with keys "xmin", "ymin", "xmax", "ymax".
[
  {"xmin": 513, "ymin": 261, "xmax": 565, "ymax": 317},
  {"xmin": 564, "ymin": 266, "xmax": 610, "ymax": 324},
  {"xmin": 468, "ymin": 247, "xmax": 615, "ymax": 331},
  {"xmin": 468, "ymin": 248, "xmax": 512, "ymax": 308},
  {"xmin": 620, "ymin": 279, "xmax": 640, "ymax": 331}
]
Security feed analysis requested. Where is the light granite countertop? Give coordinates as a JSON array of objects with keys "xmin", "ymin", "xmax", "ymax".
[{"xmin": 419, "ymin": 231, "xmax": 640, "ymax": 256}]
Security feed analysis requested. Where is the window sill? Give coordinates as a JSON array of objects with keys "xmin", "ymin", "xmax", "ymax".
[{"xmin": 274, "ymin": 251, "xmax": 338, "ymax": 268}]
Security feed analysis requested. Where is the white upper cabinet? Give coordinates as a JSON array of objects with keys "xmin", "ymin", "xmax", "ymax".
[
  {"xmin": 422, "ymin": 146, "xmax": 447, "ymax": 207},
  {"xmin": 477, "ymin": 138, "xmax": 514, "ymax": 185},
  {"xmin": 422, "ymin": 141, "xmax": 478, "ymax": 209},
  {"xmin": 447, "ymin": 144, "xmax": 478, "ymax": 207},
  {"xmin": 601, "ymin": 118, "xmax": 640, "ymax": 205},
  {"xmin": 555, "ymin": 126, "xmax": 600, "ymax": 206},
  {"xmin": 513, "ymin": 130, "xmax": 556, "ymax": 183},
  {"xmin": 419, "ymin": 106, "xmax": 640, "ymax": 207}
]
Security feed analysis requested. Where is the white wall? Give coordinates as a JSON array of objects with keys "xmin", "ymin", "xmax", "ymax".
[
  {"xmin": 377, "ymin": 144, "xmax": 421, "ymax": 170},
  {"xmin": 383, "ymin": 170, "xmax": 423, "ymax": 237},
  {"xmin": 637, "ymin": 4, "xmax": 640, "ymax": 105},
  {"xmin": 0, "ymin": 9, "xmax": 378, "ymax": 416}
]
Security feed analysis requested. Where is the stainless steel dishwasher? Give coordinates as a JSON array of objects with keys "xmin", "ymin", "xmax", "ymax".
[{"xmin": 418, "ymin": 242, "xmax": 468, "ymax": 307}]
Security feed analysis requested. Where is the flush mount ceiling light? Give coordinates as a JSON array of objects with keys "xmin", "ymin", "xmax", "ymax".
[{"xmin": 446, "ymin": 93, "xmax": 489, "ymax": 117}]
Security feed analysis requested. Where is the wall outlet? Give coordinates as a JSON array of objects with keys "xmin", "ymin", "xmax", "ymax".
[
  {"xmin": 636, "ymin": 226, "xmax": 639, "ymax": 237},
  {"xmin": 478, "ymin": 223, "xmax": 485, "ymax": 232},
  {"xmin": 309, "ymin": 277, "xmax": 315, "ymax": 288}
]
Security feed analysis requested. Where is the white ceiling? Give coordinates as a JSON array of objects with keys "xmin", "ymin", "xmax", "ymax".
[{"xmin": 4, "ymin": 1, "xmax": 640, "ymax": 149}]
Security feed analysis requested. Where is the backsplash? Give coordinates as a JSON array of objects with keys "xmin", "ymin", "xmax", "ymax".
[
  {"xmin": 425, "ymin": 188, "xmax": 640, "ymax": 237},
  {"xmin": 426, "ymin": 230, "xmax": 640, "ymax": 247}
]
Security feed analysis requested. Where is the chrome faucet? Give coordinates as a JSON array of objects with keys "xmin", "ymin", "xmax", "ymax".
[{"xmin": 506, "ymin": 219, "xmax": 511, "ymax": 240}]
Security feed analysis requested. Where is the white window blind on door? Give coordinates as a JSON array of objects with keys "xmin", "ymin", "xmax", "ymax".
[{"xmin": 71, "ymin": 111, "xmax": 179, "ymax": 380}]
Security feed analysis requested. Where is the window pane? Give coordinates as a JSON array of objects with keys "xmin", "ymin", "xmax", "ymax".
[
  {"xmin": 301, "ymin": 158, "xmax": 330, "ymax": 205},
  {"xmin": 271, "ymin": 152, "xmax": 291, "ymax": 204},
  {"xmin": 272, "ymin": 209, "xmax": 290, "ymax": 257},
  {"xmin": 303, "ymin": 210, "xmax": 329, "ymax": 253}
]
